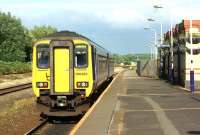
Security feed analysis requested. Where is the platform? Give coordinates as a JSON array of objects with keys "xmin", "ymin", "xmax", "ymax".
[{"xmin": 73, "ymin": 70, "xmax": 200, "ymax": 135}]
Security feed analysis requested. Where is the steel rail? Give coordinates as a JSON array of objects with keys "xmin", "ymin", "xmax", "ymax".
[
  {"xmin": 0, "ymin": 83, "xmax": 32, "ymax": 95},
  {"xmin": 24, "ymin": 118, "xmax": 48, "ymax": 135}
]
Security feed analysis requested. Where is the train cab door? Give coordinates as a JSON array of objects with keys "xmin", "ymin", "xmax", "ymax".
[{"xmin": 50, "ymin": 40, "xmax": 74, "ymax": 96}]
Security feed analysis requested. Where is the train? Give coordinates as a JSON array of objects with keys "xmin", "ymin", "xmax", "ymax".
[
  {"xmin": 32, "ymin": 31, "xmax": 114, "ymax": 116},
  {"xmin": 160, "ymin": 20, "xmax": 200, "ymax": 89}
]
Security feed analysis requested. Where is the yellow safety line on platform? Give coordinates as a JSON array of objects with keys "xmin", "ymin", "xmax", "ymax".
[{"xmin": 69, "ymin": 71, "xmax": 122, "ymax": 135}]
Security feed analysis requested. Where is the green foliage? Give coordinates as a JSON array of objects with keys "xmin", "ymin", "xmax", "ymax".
[
  {"xmin": 123, "ymin": 54, "xmax": 136, "ymax": 65},
  {"xmin": 30, "ymin": 25, "xmax": 57, "ymax": 42},
  {"xmin": 0, "ymin": 11, "xmax": 58, "ymax": 75},
  {"xmin": 0, "ymin": 11, "xmax": 28, "ymax": 62},
  {"xmin": 113, "ymin": 53, "xmax": 150, "ymax": 65},
  {"xmin": 0, "ymin": 61, "xmax": 31, "ymax": 75},
  {"xmin": 24, "ymin": 28, "xmax": 33, "ymax": 61},
  {"xmin": 24, "ymin": 25, "xmax": 57, "ymax": 61},
  {"xmin": 113, "ymin": 54, "xmax": 124, "ymax": 64},
  {"xmin": 135, "ymin": 54, "xmax": 151, "ymax": 60},
  {"xmin": 0, "ymin": 11, "xmax": 58, "ymax": 62}
]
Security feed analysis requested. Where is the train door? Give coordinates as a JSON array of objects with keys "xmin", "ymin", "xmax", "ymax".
[
  {"xmin": 92, "ymin": 46, "xmax": 97, "ymax": 86},
  {"xmin": 54, "ymin": 47, "xmax": 70, "ymax": 92},
  {"xmin": 50, "ymin": 40, "xmax": 74, "ymax": 95}
]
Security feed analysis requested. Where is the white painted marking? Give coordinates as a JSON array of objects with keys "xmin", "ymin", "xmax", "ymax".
[
  {"xmin": 107, "ymin": 100, "xmax": 126, "ymax": 135},
  {"xmin": 144, "ymin": 97, "xmax": 180, "ymax": 135},
  {"xmin": 69, "ymin": 71, "xmax": 122, "ymax": 135}
]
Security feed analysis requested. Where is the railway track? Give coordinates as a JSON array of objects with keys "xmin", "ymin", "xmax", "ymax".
[
  {"xmin": 24, "ymin": 118, "xmax": 77, "ymax": 135},
  {"xmin": 23, "ymin": 76, "xmax": 114, "ymax": 135},
  {"xmin": 24, "ymin": 118, "xmax": 49, "ymax": 135},
  {"xmin": 0, "ymin": 83, "xmax": 32, "ymax": 95}
]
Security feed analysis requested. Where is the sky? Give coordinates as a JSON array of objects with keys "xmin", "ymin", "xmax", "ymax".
[{"xmin": 0, "ymin": 0, "xmax": 200, "ymax": 54}]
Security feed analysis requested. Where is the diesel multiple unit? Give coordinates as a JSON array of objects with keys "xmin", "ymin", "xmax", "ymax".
[{"xmin": 32, "ymin": 31, "xmax": 114, "ymax": 115}]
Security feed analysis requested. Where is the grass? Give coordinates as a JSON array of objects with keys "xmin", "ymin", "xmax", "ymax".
[{"xmin": 0, "ymin": 61, "xmax": 31, "ymax": 75}]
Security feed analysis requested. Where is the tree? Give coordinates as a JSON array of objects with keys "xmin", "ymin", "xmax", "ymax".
[
  {"xmin": 113, "ymin": 54, "xmax": 123, "ymax": 64},
  {"xmin": 24, "ymin": 25, "xmax": 57, "ymax": 61},
  {"xmin": 123, "ymin": 54, "xmax": 135, "ymax": 65},
  {"xmin": 0, "ymin": 12, "xmax": 29, "ymax": 62},
  {"xmin": 24, "ymin": 28, "xmax": 33, "ymax": 61},
  {"xmin": 30, "ymin": 25, "xmax": 57, "ymax": 42},
  {"xmin": 113, "ymin": 53, "xmax": 150, "ymax": 65}
]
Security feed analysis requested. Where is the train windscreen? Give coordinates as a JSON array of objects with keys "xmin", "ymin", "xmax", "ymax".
[
  {"xmin": 37, "ymin": 45, "xmax": 49, "ymax": 68},
  {"xmin": 75, "ymin": 45, "xmax": 87, "ymax": 68}
]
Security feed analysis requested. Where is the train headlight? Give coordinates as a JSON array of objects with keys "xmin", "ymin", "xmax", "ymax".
[
  {"xmin": 77, "ymin": 82, "xmax": 89, "ymax": 88},
  {"xmin": 36, "ymin": 82, "xmax": 48, "ymax": 88}
]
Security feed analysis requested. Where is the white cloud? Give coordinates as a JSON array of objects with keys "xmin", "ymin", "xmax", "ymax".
[
  {"xmin": 0, "ymin": 0, "xmax": 152, "ymax": 29},
  {"xmin": 0, "ymin": 0, "xmax": 200, "ymax": 29},
  {"xmin": 154, "ymin": 0, "xmax": 200, "ymax": 22},
  {"xmin": 95, "ymin": 8, "xmax": 146, "ymax": 28}
]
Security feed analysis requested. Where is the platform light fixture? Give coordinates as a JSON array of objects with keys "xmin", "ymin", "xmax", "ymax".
[
  {"xmin": 152, "ymin": 3, "xmax": 174, "ymax": 82},
  {"xmin": 145, "ymin": 44, "xmax": 154, "ymax": 60},
  {"xmin": 153, "ymin": 5, "xmax": 163, "ymax": 9}
]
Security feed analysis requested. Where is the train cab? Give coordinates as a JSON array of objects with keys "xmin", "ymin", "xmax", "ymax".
[{"xmin": 32, "ymin": 31, "xmax": 114, "ymax": 114}]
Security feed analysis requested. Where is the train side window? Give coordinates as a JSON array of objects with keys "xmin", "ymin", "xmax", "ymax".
[
  {"xmin": 37, "ymin": 45, "xmax": 49, "ymax": 69},
  {"xmin": 75, "ymin": 45, "xmax": 88, "ymax": 68}
]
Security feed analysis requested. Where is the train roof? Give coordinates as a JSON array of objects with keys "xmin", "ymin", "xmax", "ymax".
[
  {"xmin": 43, "ymin": 30, "xmax": 89, "ymax": 40},
  {"xmin": 40, "ymin": 31, "xmax": 109, "ymax": 53}
]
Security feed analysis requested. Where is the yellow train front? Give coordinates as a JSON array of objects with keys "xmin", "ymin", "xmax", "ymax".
[{"xmin": 32, "ymin": 31, "xmax": 114, "ymax": 116}]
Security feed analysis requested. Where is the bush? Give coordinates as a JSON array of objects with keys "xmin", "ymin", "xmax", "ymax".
[
  {"xmin": 0, "ymin": 12, "xmax": 31, "ymax": 62},
  {"xmin": 0, "ymin": 61, "xmax": 31, "ymax": 75}
]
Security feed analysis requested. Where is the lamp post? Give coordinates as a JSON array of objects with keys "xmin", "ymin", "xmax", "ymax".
[
  {"xmin": 147, "ymin": 18, "xmax": 163, "ymax": 46},
  {"xmin": 153, "ymin": 5, "xmax": 163, "ymax": 9},
  {"xmin": 144, "ymin": 27, "xmax": 157, "ymax": 60},
  {"xmin": 153, "ymin": 4, "xmax": 174, "ymax": 83},
  {"xmin": 169, "ymin": 16, "xmax": 174, "ymax": 83},
  {"xmin": 152, "ymin": 5, "xmax": 164, "ymax": 78},
  {"xmin": 146, "ymin": 44, "xmax": 154, "ymax": 60}
]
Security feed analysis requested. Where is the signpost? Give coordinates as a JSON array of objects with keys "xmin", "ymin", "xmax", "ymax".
[{"xmin": 190, "ymin": 20, "xmax": 195, "ymax": 95}]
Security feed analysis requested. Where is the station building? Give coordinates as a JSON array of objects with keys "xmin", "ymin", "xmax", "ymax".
[{"xmin": 160, "ymin": 20, "xmax": 200, "ymax": 90}]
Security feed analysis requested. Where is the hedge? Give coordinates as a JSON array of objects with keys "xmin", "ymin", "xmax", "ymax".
[{"xmin": 0, "ymin": 61, "xmax": 31, "ymax": 75}]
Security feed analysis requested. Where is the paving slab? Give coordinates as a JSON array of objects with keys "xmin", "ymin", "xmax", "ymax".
[
  {"xmin": 75, "ymin": 71, "xmax": 126, "ymax": 135},
  {"xmin": 75, "ymin": 70, "xmax": 200, "ymax": 135}
]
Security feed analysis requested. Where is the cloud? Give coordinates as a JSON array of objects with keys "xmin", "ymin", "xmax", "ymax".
[
  {"xmin": 0, "ymin": 0, "xmax": 153, "ymax": 29},
  {"xmin": 0, "ymin": 0, "xmax": 200, "ymax": 29},
  {"xmin": 94, "ymin": 8, "xmax": 146, "ymax": 28},
  {"xmin": 154, "ymin": 0, "xmax": 200, "ymax": 22}
]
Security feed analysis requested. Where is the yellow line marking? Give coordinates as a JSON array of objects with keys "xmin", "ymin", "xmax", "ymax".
[
  {"xmin": 69, "ymin": 72, "xmax": 122, "ymax": 135},
  {"xmin": 122, "ymin": 107, "xmax": 200, "ymax": 112}
]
